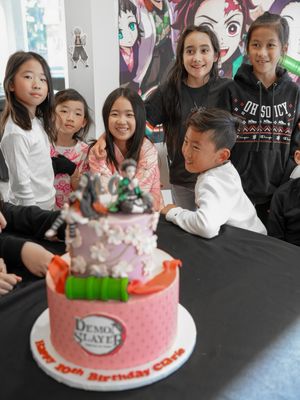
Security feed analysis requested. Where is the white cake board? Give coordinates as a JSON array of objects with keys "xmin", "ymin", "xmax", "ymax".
[{"xmin": 30, "ymin": 304, "xmax": 196, "ymax": 391}]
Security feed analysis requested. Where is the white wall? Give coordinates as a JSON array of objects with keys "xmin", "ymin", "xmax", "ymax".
[{"xmin": 64, "ymin": 0, "xmax": 119, "ymax": 139}]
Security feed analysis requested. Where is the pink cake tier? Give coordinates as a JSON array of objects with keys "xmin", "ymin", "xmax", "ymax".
[
  {"xmin": 69, "ymin": 213, "xmax": 159, "ymax": 283},
  {"xmin": 46, "ymin": 249, "xmax": 179, "ymax": 370}
]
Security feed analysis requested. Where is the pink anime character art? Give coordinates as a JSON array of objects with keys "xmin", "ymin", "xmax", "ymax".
[
  {"xmin": 119, "ymin": 0, "xmax": 144, "ymax": 91},
  {"xmin": 172, "ymin": 0, "xmax": 255, "ymax": 78}
]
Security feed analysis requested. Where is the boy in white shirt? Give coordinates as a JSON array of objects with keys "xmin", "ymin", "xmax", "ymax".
[{"xmin": 161, "ymin": 108, "xmax": 266, "ymax": 238}]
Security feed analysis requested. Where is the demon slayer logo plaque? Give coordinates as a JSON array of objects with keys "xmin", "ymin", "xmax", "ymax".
[{"xmin": 74, "ymin": 315, "xmax": 126, "ymax": 355}]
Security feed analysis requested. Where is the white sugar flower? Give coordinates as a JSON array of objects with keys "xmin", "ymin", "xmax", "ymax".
[
  {"xmin": 107, "ymin": 225, "xmax": 125, "ymax": 245},
  {"xmin": 89, "ymin": 264, "xmax": 109, "ymax": 277},
  {"xmin": 71, "ymin": 255, "xmax": 87, "ymax": 274},
  {"xmin": 111, "ymin": 260, "xmax": 133, "ymax": 278},
  {"xmin": 136, "ymin": 235, "xmax": 157, "ymax": 255},
  {"xmin": 124, "ymin": 224, "xmax": 142, "ymax": 246},
  {"xmin": 90, "ymin": 243, "xmax": 109, "ymax": 262}
]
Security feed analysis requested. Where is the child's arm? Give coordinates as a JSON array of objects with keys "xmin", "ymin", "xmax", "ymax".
[
  {"xmin": 87, "ymin": 134, "xmax": 107, "ymax": 161},
  {"xmin": 0, "ymin": 233, "xmax": 52, "ymax": 276},
  {"xmin": 1, "ymin": 133, "xmax": 36, "ymax": 205},
  {"xmin": 70, "ymin": 144, "xmax": 90, "ymax": 190},
  {"xmin": 161, "ymin": 204, "xmax": 176, "ymax": 215},
  {"xmin": 2, "ymin": 202, "xmax": 63, "ymax": 240},
  {"xmin": 88, "ymin": 146, "xmax": 113, "ymax": 192},
  {"xmin": 164, "ymin": 177, "xmax": 231, "ymax": 238},
  {"xmin": 0, "ymin": 233, "xmax": 53, "ymax": 278},
  {"xmin": 164, "ymin": 206, "xmax": 221, "ymax": 238},
  {"xmin": 0, "ymin": 258, "xmax": 22, "ymax": 296},
  {"xmin": 0, "ymin": 204, "xmax": 59, "ymax": 278},
  {"xmin": 20, "ymin": 242, "xmax": 53, "ymax": 277},
  {"xmin": 135, "ymin": 139, "xmax": 164, "ymax": 211}
]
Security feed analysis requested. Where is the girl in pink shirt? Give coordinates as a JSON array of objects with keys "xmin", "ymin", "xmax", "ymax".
[
  {"xmin": 51, "ymin": 89, "xmax": 92, "ymax": 209},
  {"xmin": 89, "ymin": 87, "xmax": 163, "ymax": 211}
]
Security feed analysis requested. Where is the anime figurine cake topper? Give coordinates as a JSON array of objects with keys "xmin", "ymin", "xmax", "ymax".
[
  {"xmin": 45, "ymin": 173, "xmax": 107, "ymax": 244},
  {"xmin": 108, "ymin": 159, "xmax": 153, "ymax": 214}
]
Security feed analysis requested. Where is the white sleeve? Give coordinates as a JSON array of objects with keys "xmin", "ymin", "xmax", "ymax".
[
  {"xmin": 166, "ymin": 176, "xmax": 233, "ymax": 238},
  {"xmin": 1, "ymin": 133, "xmax": 36, "ymax": 205}
]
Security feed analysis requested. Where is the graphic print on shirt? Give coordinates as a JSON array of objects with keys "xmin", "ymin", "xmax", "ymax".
[{"xmin": 231, "ymin": 96, "xmax": 295, "ymax": 146}]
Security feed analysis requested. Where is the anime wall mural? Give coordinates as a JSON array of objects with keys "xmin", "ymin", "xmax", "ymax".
[
  {"xmin": 118, "ymin": 0, "xmax": 177, "ymax": 97},
  {"xmin": 269, "ymin": 0, "xmax": 300, "ymax": 83},
  {"xmin": 138, "ymin": 0, "xmax": 175, "ymax": 93},
  {"xmin": 119, "ymin": 0, "xmax": 143, "ymax": 91},
  {"xmin": 118, "ymin": 0, "xmax": 300, "ymax": 139}
]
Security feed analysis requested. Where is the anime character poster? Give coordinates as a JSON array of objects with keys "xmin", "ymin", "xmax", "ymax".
[
  {"xmin": 118, "ymin": 0, "xmax": 143, "ymax": 91},
  {"xmin": 69, "ymin": 27, "xmax": 89, "ymax": 69},
  {"xmin": 118, "ymin": 0, "xmax": 177, "ymax": 96}
]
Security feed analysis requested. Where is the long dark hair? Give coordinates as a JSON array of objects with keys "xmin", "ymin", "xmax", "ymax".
[
  {"xmin": 161, "ymin": 24, "xmax": 220, "ymax": 154},
  {"xmin": 0, "ymin": 51, "xmax": 55, "ymax": 142},
  {"xmin": 102, "ymin": 87, "xmax": 146, "ymax": 170},
  {"xmin": 55, "ymin": 88, "xmax": 93, "ymax": 142}
]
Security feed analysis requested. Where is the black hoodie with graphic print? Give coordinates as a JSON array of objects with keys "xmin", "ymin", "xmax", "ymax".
[{"xmin": 220, "ymin": 63, "xmax": 300, "ymax": 205}]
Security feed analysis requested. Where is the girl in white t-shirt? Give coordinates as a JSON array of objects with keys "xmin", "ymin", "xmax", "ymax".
[
  {"xmin": 0, "ymin": 51, "xmax": 56, "ymax": 210},
  {"xmin": 51, "ymin": 88, "xmax": 92, "ymax": 209}
]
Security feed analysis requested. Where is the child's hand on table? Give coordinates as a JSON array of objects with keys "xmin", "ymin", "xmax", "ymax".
[
  {"xmin": 0, "ymin": 258, "xmax": 22, "ymax": 296},
  {"xmin": 160, "ymin": 204, "xmax": 177, "ymax": 215}
]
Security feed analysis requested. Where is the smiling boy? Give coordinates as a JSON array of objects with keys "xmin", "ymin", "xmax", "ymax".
[{"xmin": 161, "ymin": 108, "xmax": 267, "ymax": 238}]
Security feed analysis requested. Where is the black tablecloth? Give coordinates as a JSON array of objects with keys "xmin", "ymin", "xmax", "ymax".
[{"xmin": 1, "ymin": 218, "xmax": 300, "ymax": 400}]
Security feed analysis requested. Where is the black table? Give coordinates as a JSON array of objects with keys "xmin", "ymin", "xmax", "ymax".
[{"xmin": 1, "ymin": 218, "xmax": 300, "ymax": 400}]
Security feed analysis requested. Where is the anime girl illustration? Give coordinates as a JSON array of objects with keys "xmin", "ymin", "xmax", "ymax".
[
  {"xmin": 172, "ymin": 0, "xmax": 255, "ymax": 78},
  {"xmin": 269, "ymin": 0, "xmax": 300, "ymax": 83},
  {"xmin": 119, "ymin": 0, "xmax": 143, "ymax": 91}
]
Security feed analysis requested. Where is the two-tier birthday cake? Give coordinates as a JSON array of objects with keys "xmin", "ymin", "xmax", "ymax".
[{"xmin": 30, "ymin": 160, "xmax": 196, "ymax": 391}]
